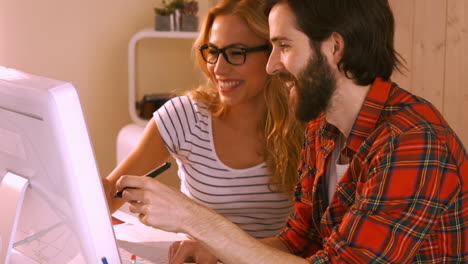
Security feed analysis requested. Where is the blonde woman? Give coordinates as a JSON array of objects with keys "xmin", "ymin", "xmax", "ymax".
[{"xmin": 105, "ymin": 0, "xmax": 303, "ymax": 239}]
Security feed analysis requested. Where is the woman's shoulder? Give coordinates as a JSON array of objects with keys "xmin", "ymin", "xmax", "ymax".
[
  {"xmin": 163, "ymin": 95, "xmax": 211, "ymax": 123},
  {"xmin": 166, "ymin": 95, "xmax": 207, "ymax": 111}
]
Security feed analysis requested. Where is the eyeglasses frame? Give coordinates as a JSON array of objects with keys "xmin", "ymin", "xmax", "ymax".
[{"xmin": 198, "ymin": 44, "xmax": 271, "ymax": 66}]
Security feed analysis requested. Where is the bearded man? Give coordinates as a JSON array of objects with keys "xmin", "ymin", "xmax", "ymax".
[{"xmin": 116, "ymin": 0, "xmax": 468, "ymax": 263}]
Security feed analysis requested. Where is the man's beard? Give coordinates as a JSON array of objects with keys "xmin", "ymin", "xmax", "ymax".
[{"xmin": 293, "ymin": 45, "xmax": 336, "ymax": 122}]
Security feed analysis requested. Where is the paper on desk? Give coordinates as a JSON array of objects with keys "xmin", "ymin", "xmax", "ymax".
[
  {"xmin": 112, "ymin": 207, "xmax": 189, "ymax": 242},
  {"xmin": 118, "ymin": 240, "xmax": 173, "ymax": 264},
  {"xmin": 112, "ymin": 206, "xmax": 189, "ymax": 264}
]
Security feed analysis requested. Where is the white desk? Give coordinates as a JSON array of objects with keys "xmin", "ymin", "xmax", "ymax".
[{"xmin": 9, "ymin": 205, "xmax": 191, "ymax": 264}]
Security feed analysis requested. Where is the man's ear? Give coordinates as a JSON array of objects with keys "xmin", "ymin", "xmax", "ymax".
[{"xmin": 329, "ymin": 32, "xmax": 345, "ymax": 63}]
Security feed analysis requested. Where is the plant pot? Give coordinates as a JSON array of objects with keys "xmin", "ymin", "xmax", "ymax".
[
  {"xmin": 155, "ymin": 14, "xmax": 174, "ymax": 31},
  {"xmin": 173, "ymin": 9, "xmax": 182, "ymax": 31},
  {"xmin": 181, "ymin": 15, "xmax": 198, "ymax": 32}
]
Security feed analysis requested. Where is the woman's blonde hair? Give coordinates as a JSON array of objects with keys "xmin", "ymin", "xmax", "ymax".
[{"xmin": 188, "ymin": 0, "xmax": 304, "ymax": 193}]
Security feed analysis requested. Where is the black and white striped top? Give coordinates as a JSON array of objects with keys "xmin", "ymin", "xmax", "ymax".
[{"xmin": 153, "ymin": 96, "xmax": 292, "ymax": 238}]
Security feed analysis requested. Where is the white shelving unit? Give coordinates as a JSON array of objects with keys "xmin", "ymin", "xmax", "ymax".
[
  {"xmin": 118, "ymin": 29, "xmax": 199, "ymax": 164},
  {"xmin": 127, "ymin": 28, "xmax": 199, "ymax": 126}
]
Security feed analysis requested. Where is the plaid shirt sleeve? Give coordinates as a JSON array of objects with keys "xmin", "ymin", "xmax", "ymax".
[
  {"xmin": 277, "ymin": 120, "xmax": 324, "ymax": 257},
  {"xmin": 311, "ymin": 126, "xmax": 466, "ymax": 263}
]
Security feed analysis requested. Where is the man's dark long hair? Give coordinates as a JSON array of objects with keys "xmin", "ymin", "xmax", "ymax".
[{"xmin": 265, "ymin": 0, "xmax": 405, "ymax": 85}]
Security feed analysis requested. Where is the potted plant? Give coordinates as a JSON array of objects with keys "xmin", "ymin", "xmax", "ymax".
[
  {"xmin": 154, "ymin": 0, "xmax": 187, "ymax": 31},
  {"xmin": 166, "ymin": 0, "xmax": 184, "ymax": 31},
  {"xmin": 181, "ymin": 0, "xmax": 199, "ymax": 32},
  {"xmin": 154, "ymin": 1, "xmax": 173, "ymax": 31},
  {"xmin": 166, "ymin": 0, "xmax": 185, "ymax": 10}
]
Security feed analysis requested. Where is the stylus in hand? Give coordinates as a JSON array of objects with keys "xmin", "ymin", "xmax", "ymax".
[{"xmin": 114, "ymin": 162, "xmax": 171, "ymax": 198}]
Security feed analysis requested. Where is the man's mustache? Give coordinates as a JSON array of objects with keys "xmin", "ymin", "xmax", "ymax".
[
  {"xmin": 278, "ymin": 72, "xmax": 294, "ymax": 82},
  {"xmin": 278, "ymin": 72, "xmax": 297, "ymax": 88}
]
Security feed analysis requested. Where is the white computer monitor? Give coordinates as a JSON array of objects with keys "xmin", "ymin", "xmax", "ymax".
[{"xmin": 0, "ymin": 67, "xmax": 121, "ymax": 264}]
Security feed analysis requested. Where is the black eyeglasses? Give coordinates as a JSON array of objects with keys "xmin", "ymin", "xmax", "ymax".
[{"xmin": 199, "ymin": 44, "xmax": 270, "ymax": 66}]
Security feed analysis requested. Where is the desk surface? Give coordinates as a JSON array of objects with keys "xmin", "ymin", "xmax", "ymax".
[{"xmin": 113, "ymin": 204, "xmax": 189, "ymax": 264}]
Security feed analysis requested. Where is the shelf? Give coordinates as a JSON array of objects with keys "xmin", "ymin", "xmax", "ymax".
[
  {"xmin": 130, "ymin": 29, "xmax": 199, "ymax": 40},
  {"xmin": 128, "ymin": 28, "xmax": 199, "ymax": 126}
]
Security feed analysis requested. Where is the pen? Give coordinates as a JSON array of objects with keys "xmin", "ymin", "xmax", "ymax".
[
  {"xmin": 114, "ymin": 162, "xmax": 171, "ymax": 198},
  {"xmin": 101, "ymin": 257, "xmax": 108, "ymax": 264}
]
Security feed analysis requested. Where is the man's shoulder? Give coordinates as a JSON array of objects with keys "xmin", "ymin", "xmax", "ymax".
[
  {"xmin": 375, "ymin": 84, "xmax": 466, "ymax": 156},
  {"xmin": 381, "ymin": 84, "xmax": 448, "ymax": 133}
]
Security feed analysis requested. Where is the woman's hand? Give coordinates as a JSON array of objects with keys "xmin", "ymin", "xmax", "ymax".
[
  {"xmin": 169, "ymin": 240, "xmax": 219, "ymax": 264},
  {"xmin": 101, "ymin": 177, "xmax": 114, "ymax": 204}
]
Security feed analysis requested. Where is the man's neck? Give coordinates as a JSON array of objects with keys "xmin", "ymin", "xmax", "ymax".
[{"xmin": 325, "ymin": 77, "xmax": 371, "ymax": 138}]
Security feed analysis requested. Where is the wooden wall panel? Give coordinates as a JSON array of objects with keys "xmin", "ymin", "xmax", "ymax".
[
  {"xmin": 444, "ymin": 0, "xmax": 468, "ymax": 146},
  {"xmin": 390, "ymin": 0, "xmax": 467, "ymax": 147},
  {"xmin": 411, "ymin": 0, "xmax": 447, "ymax": 110},
  {"xmin": 390, "ymin": 0, "xmax": 414, "ymax": 90}
]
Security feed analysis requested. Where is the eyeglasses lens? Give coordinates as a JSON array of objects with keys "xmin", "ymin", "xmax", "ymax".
[{"xmin": 201, "ymin": 47, "xmax": 246, "ymax": 65}]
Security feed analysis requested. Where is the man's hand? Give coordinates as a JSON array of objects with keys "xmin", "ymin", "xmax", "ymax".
[
  {"xmin": 117, "ymin": 175, "xmax": 308, "ymax": 264},
  {"xmin": 169, "ymin": 240, "xmax": 219, "ymax": 264},
  {"xmin": 116, "ymin": 175, "xmax": 203, "ymax": 233}
]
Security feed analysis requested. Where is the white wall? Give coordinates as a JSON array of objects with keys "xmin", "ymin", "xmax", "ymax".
[{"xmin": 0, "ymin": 0, "xmax": 209, "ymax": 182}]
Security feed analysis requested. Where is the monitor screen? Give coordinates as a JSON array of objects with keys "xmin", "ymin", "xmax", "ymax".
[{"xmin": 0, "ymin": 67, "xmax": 121, "ymax": 263}]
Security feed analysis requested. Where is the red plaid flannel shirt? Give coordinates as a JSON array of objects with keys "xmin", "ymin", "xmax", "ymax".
[{"xmin": 278, "ymin": 78, "xmax": 468, "ymax": 263}]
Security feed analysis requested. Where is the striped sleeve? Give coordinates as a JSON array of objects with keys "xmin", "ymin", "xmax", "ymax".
[{"xmin": 153, "ymin": 96, "xmax": 199, "ymax": 157}]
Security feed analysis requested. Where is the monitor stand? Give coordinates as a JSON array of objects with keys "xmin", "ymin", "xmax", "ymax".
[{"xmin": 0, "ymin": 172, "xmax": 29, "ymax": 264}]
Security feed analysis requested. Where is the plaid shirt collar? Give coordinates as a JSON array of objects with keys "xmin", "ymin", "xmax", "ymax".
[
  {"xmin": 335, "ymin": 77, "xmax": 392, "ymax": 157},
  {"xmin": 347, "ymin": 77, "xmax": 392, "ymax": 155},
  {"xmin": 315, "ymin": 77, "xmax": 391, "ymax": 157}
]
